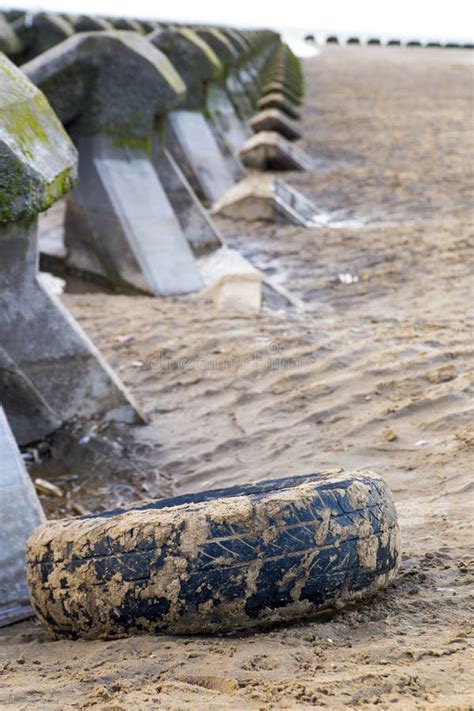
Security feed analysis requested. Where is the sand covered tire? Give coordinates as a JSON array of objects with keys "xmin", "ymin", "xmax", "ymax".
[{"xmin": 27, "ymin": 470, "xmax": 400, "ymax": 639}]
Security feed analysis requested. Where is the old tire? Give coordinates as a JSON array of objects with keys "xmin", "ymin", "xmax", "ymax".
[{"xmin": 27, "ymin": 470, "xmax": 400, "ymax": 639}]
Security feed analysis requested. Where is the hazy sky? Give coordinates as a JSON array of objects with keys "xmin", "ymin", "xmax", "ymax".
[{"xmin": 7, "ymin": 0, "xmax": 474, "ymax": 42}]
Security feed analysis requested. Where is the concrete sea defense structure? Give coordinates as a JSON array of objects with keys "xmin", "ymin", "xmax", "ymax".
[
  {"xmin": 0, "ymin": 11, "xmax": 21, "ymax": 57},
  {"xmin": 0, "ymin": 53, "xmax": 141, "ymax": 444},
  {"xmin": 13, "ymin": 12, "xmax": 75, "ymax": 63},
  {"xmin": 24, "ymin": 31, "xmax": 212, "ymax": 296},
  {"xmin": 149, "ymin": 27, "xmax": 246, "ymax": 200},
  {"xmin": 71, "ymin": 15, "xmax": 113, "ymax": 32},
  {"xmin": 196, "ymin": 27, "xmax": 255, "ymax": 121},
  {"xmin": 212, "ymin": 175, "xmax": 322, "ymax": 227},
  {"xmin": 256, "ymin": 91, "xmax": 302, "ymax": 120},
  {"xmin": 0, "ymin": 407, "xmax": 45, "ymax": 627},
  {"xmin": 248, "ymin": 108, "xmax": 302, "ymax": 142},
  {"xmin": 19, "ymin": 17, "xmax": 318, "ymax": 236},
  {"xmin": 149, "ymin": 26, "xmax": 318, "ymax": 229},
  {"xmin": 208, "ymin": 32, "xmax": 317, "ymax": 224},
  {"xmin": 238, "ymin": 131, "xmax": 313, "ymax": 171},
  {"xmin": 236, "ymin": 41, "xmax": 312, "ymax": 170}
]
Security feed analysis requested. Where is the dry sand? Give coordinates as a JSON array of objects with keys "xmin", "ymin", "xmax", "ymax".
[{"xmin": 1, "ymin": 45, "xmax": 473, "ymax": 709}]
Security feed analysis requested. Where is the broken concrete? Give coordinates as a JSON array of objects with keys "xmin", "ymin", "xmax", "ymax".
[
  {"xmin": 238, "ymin": 131, "xmax": 313, "ymax": 171},
  {"xmin": 0, "ymin": 407, "xmax": 46, "ymax": 627},
  {"xmin": 0, "ymin": 53, "xmax": 141, "ymax": 444},
  {"xmin": 249, "ymin": 109, "xmax": 302, "ymax": 141},
  {"xmin": 212, "ymin": 174, "xmax": 322, "ymax": 227},
  {"xmin": 24, "ymin": 31, "xmax": 217, "ymax": 295}
]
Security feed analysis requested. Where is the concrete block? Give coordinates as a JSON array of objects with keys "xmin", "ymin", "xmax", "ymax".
[
  {"xmin": 0, "ymin": 54, "xmax": 142, "ymax": 443},
  {"xmin": 150, "ymin": 28, "xmax": 246, "ymax": 182},
  {"xmin": 198, "ymin": 247, "xmax": 262, "ymax": 315},
  {"xmin": 249, "ymin": 109, "xmax": 302, "ymax": 141},
  {"xmin": 237, "ymin": 131, "xmax": 313, "ymax": 171},
  {"xmin": 65, "ymin": 134, "xmax": 204, "ymax": 295},
  {"xmin": 111, "ymin": 17, "xmax": 144, "ymax": 33},
  {"xmin": 196, "ymin": 28, "xmax": 255, "ymax": 119},
  {"xmin": 0, "ymin": 12, "xmax": 21, "ymax": 55},
  {"xmin": 212, "ymin": 174, "xmax": 321, "ymax": 227},
  {"xmin": 207, "ymin": 83, "xmax": 252, "ymax": 153},
  {"xmin": 0, "ymin": 407, "xmax": 46, "ymax": 627},
  {"xmin": 220, "ymin": 28, "xmax": 260, "ymax": 102},
  {"xmin": 261, "ymin": 80, "xmax": 302, "ymax": 106},
  {"xmin": 19, "ymin": 13, "xmax": 74, "ymax": 61},
  {"xmin": 257, "ymin": 92, "xmax": 301, "ymax": 120},
  {"xmin": 24, "ymin": 31, "xmax": 185, "ymax": 138},
  {"xmin": 0, "ymin": 344, "xmax": 61, "ymax": 444},
  {"xmin": 151, "ymin": 144, "xmax": 223, "ymax": 255},
  {"xmin": 0, "ymin": 219, "xmax": 142, "ymax": 443},
  {"xmin": 149, "ymin": 27, "xmax": 222, "ymax": 111},
  {"xmin": 72, "ymin": 15, "xmax": 113, "ymax": 32},
  {"xmin": 0, "ymin": 54, "xmax": 77, "ymax": 224},
  {"xmin": 166, "ymin": 110, "xmax": 236, "ymax": 204},
  {"xmin": 24, "ymin": 32, "xmax": 211, "ymax": 295}
]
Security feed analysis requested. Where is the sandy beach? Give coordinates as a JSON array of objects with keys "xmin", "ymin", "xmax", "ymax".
[{"xmin": 1, "ymin": 45, "xmax": 473, "ymax": 709}]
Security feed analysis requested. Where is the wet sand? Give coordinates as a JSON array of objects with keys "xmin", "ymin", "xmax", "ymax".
[{"xmin": 1, "ymin": 45, "xmax": 473, "ymax": 709}]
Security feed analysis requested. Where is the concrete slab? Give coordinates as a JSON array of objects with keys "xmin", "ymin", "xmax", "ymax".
[
  {"xmin": 0, "ymin": 345, "xmax": 61, "ymax": 445},
  {"xmin": 166, "ymin": 110, "xmax": 236, "ymax": 203},
  {"xmin": 238, "ymin": 132, "xmax": 313, "ymax": 171},
  {"xmin": 249, "ymin": 109, "xmax": 302, "ymax": 141},
  {"xmin": 0, "ymin": 407, "xmax": 46, "ymax": 627},
  {"xmin": 220, "ymin": 28, "xmax": 260, "ymax": 101}
]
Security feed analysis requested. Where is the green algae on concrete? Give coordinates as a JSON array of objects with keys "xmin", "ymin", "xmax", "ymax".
[{"xmin": 0, "ymin": 54, "xmax": 77, "ymax": 224}]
